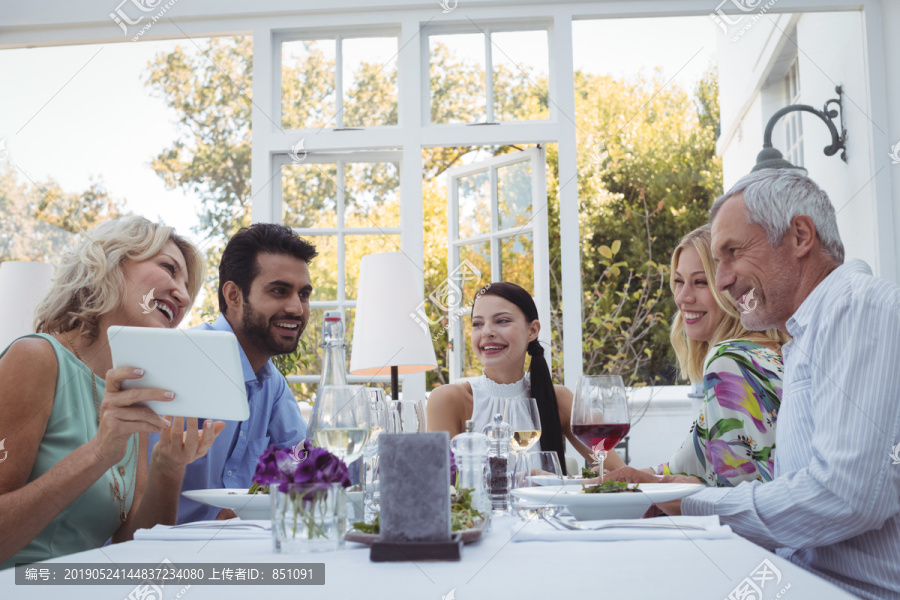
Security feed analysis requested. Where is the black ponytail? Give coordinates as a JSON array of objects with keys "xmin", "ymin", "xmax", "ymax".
[
  {"xmin": 527, "ymin": 339, "xmax": 566, "ymax": 475},
  {"xmin": 473, "ymin": 282, "xmax": 567, "ymax": 475}
]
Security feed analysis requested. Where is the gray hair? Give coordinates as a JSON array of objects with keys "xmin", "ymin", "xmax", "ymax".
[{"xmin": 709, "ymin": 170, "xmax": 844, "ymax": 264}]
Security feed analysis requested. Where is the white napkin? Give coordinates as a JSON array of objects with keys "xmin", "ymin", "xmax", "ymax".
[
  {"xmin": 510, "ymin": 515, "xmax": 733, "ymax": 543},
  {"xmin": 133, "ymin": 519, "xmax": 271, "ymax": 541}
]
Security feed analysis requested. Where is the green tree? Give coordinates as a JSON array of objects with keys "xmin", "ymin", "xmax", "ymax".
[
  {"xmin": 572, "ymin": 65, "xmax": 721, "ymax": 383},
  {"xmin": 0, "ymin": 165, "xmax": 125, "ymax": 263}
]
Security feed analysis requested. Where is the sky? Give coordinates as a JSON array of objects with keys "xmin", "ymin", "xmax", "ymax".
[{"xmin": 0, "ymin": 16, "xmax": 717, "ymax": 245}]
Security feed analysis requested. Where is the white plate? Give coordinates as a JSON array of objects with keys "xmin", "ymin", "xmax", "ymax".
[
  {"xmin": 529, "ymin": 475, "xmax": 592, "ymax": 486},
  {"xmin": 181, "ymin": 489, "xmax": 270, "ymax": 520},
  {"xmin": 511, "ymin": 483, "xmax": 704, "ymax": 520}
]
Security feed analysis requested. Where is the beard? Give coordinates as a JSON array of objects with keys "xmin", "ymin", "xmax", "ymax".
[
  {"xmin": 240, "ymin": 299, "xmax": 306, "ymax": 358},
  {"xmin": 738, "ymin": 265, "xmax": 794, "ymax": 332}
]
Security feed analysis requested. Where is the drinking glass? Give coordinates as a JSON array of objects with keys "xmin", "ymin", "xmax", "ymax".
[
  {"xmin": 387, "ymin": 399, "xmax": 426, "ymax": 433},
  {"xmin": 362, "ymin": 388, "xmax": 389, "ymax": 523},
  {"xmin": 365, "ymin": 388, "xmax": 389, "ymax": 451},
  {"xmin": 312, "ymin": 385, "xmax": 370, "ymax": 465},
  {"xmin": 502, "ymin": 397, "xmax": 542, "ymax": 462},
  {"xmin": 511, "ymin": 451, "xmax": 563, "ymax": 490},
  {"xmin": 511, "ymin": 451, "xmax": 563, "ymax": 520},
  {"xmin": 571, "ymin": 375, "xmax": 631, "ymax": 477}
]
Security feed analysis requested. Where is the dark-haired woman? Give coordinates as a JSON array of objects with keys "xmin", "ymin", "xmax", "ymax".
[{"xmin": 427, "ymin": 282, "xmax": 623, "ymax": 475}]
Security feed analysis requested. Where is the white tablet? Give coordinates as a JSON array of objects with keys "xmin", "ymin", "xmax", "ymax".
[{"xmin": 107, "ymin": 326, "xmax": 249, "ymax": 421}]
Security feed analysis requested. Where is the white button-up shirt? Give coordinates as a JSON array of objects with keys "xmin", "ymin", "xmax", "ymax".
[{"xmin": 683, "ymin": 259, "xmax": 900, "ymax": 600}]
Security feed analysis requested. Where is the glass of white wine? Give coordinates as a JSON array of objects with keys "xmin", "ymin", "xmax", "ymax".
[
  {"xmin": 313, "ymin": 385, "xmax": 371, "ymax": 465},
  {"xmin": 503, "ymin": 396, "xmax": 542, "ymax": 464}
]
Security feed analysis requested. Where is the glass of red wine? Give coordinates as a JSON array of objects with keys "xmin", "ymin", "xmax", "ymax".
[{"xmin": 571, "ymin": 375, "xmax": 630, "ymax": 478}]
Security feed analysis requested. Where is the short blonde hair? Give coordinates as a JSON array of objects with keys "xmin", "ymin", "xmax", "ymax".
[
  {"xmin": 34, "ymin": 216, "xmax": 204, "ymax": 341},
  {"xmin": 669, "ymin": 224, "xmax": 788, "ymax": 382}
]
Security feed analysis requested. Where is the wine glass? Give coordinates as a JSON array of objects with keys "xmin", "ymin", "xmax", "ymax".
[
  {"xmin": 361, "ymin": 388, "xmax": 389, "ymax": 523},
  {"xmin": 312, "ymin": 385, "xmax": 371, "ymax": 465},
  {"xmin": 510, "ymin": 451, "xmax": 563, "ymax": 520},
  {"xmin": 387, "ymin": 399, "xmax": 426, "ymax": 433},
  {"xmin": 365, "ymin": 388, "xmax": 389, "ymax": 451},
  {"xmin": 571, "ymin": 375, "xmax": 630, "ymax": 478},
  {"xmin": 503, "ymin": 397, "xmax": 542, "ymax": 468},
  {"xmin": 511, "ymin": 451, "xmax": 563, "ymax": 490}
]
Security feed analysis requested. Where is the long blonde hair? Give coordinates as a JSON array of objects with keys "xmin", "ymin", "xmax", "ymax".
[
  {"xmin": 669, "ymin": 224, "xmax": 788, "ymax": 382},
  {"xmin": 34, "ymin": 216, "xmax": 204, "ymax": 341}
]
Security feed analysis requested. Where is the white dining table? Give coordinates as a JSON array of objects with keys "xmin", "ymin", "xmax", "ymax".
[{"xmin": 1, "ymin": 517, "xmax": 853, "ymax": 599}]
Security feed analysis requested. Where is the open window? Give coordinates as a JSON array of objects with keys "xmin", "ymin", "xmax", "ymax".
[{"xmin": 444, "ymin": 146, "xmax": 550, "ymax": 380}]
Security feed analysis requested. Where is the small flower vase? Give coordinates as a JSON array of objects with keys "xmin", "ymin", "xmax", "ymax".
[{"xmin": 271, "ymin": 483, "xmax": 347, "ymax": 553}]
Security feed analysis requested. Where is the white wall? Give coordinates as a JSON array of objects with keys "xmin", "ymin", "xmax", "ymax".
[
  {"xmin": 717, "ymin": 9, "xmax": 894, "ymax": 279},
  {"xmin": 796, "ymin": 11, "xmax": 877, "ymax": 270}
]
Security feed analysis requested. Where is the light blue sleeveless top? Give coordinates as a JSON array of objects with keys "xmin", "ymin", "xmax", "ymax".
[{"xmin": 0, "ymin": 334, "xmax": 138, "ymax": 570}]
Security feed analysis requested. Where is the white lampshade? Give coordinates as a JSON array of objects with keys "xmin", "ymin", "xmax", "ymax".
[
  {"xmin": 350, "ymin": 253, "xmax": 437, "ymax": 376},
  {"xmin": 0, "ymin": 261, "xmax": 54, "ymax": 350}
]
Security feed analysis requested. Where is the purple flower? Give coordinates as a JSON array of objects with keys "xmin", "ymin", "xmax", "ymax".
[
  {"xmin": 251, "ymin": 446, "xmax": 282, "ymax": 487},
  {"xmin": 449, "ymin": 449, "xmax": 457, "ymax": 487},
  {"xmin": 252, "ymin": 441, "xmax": 351, "ymax": 493}
]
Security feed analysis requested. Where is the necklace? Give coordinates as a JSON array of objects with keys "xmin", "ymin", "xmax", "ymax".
[{"xmin": 64, "ymin": 330, "xmax": 137, "ymax": 523}]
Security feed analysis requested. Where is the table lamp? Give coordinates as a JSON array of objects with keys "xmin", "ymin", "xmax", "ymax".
[
  {"xmin": 0, "ymin": 261, "xmax": 54, "ymax": 350},
  {"xmin": 350, "ymin": 252, "xmax": 437, "ymax": 402}
]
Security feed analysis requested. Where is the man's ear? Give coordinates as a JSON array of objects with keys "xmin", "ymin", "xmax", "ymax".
[
  {"xmin": 789, "ymin": 215, "xmax": 818, "ymax": 259},
  {"xmin": 222, "ymin": 281, "xmax": 243, "ymax": 316}
]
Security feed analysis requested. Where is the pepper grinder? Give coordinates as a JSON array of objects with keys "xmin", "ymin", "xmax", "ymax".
[
  {"xmin": 483, "ymin": 413, "xmax": 513, "ymax": 515},
  {"xmin": 450, "ymin": 419, "xmax": 492, "ymax": 525}
]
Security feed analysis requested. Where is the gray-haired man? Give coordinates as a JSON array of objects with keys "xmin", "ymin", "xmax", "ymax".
[{"xmin": 664, "ymin": 170, "xmax": 900, "ymax": 599}]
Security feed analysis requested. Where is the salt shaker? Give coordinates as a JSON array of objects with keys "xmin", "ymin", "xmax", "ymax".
[
  {"xmin": 483, "ymin": 413, "xmax": 513, "ymax": 515},
  {"xmin": 450, "ymin": 420, "xmax": 492, "ymax": 524}
]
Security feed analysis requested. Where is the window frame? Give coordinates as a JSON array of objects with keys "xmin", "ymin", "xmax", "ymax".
[{"xmin": 273, "ymin": 150, "xmax": 402, "ymax": 385}]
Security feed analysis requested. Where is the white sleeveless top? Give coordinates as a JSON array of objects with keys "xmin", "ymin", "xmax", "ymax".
[{"xmin": 468, "ymin": 371, "xmax": 531, "ymax": 435}]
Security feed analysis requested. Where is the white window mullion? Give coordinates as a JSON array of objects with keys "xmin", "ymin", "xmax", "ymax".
[
  {"xmin": 484, "ymin": 29, "xmax": 494, "ymax": 123},
  {"xmin": 251, "ymin": 26, "xmax": 276, "ymax": 224},
  {"xmin": 550, "ymin": 13, "xmax": 582, "ymax": 390},
  {"xmin": 400, "ymin": 17, "xmax": 426, "ymax": 398},
  {"xmin": 335, "ymin": 35, "xmax": 344, "ymax": 129},
  {"xmin": 337, "ymin": 158, "xmax": 346, "ymax": 304},
  {"xmin": 489, "ymin": 165, "xmax": 500, "ymax": 278}
]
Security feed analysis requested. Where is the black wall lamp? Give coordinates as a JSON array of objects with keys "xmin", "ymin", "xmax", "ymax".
[{"xmin": 752, "ymin": 85, "xmax": 847, "ymax": 173}]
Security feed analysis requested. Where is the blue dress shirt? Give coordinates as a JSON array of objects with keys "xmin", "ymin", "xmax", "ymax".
[
  {"xmin": 149, "ymin": 314, "xmax": 307, "ymax": 523},
  {"xmin": 683, "ymin": 260, "xmax": 900, "ymax": 599}
]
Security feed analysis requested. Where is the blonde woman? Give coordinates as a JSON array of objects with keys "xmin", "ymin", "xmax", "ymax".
[
  {"xmin": 0, "ymin": 217, "xmax": 225, "ymax": 568},
  {"xmin": 608, "ymin": 224, "xmax": 787, "ymax": 488}
]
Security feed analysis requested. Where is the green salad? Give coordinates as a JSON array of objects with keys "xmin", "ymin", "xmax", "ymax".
[
  {"xmin": 581, "ymin": 480, "xmax": 638, "ymax": 494},
  {"xmin": 248, "ymin": 482, "xmax": 268, "ymax": 494},
  {"xmin": 352, "ymin": 488, "xmax": 484, "ymax": 534}
]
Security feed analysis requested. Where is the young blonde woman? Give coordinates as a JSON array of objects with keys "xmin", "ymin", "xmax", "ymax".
[
  {"xmin": 0, "ymin": 217, "xmax": 225, "ymax": 568},
  {"xmin": 427, "ymin": 282, "xmax": 623, "ymax": 475},
  {"xmin": 607, "ymin": 224, "xmax": 788, "ymax": 488}
]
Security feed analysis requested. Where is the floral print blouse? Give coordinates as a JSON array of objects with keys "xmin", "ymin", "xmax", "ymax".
[{"xmin": 658, "ymin": 339, "xmax": 783, "ymax": 487}]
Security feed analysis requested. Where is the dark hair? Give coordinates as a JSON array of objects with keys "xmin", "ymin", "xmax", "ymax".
[
  {"xmin": 472, "ymin": 282, "xmax": 567, "ymax": 475},
  {"xmin": 217, "ymin": 223, "xmax": 318, "ymax": 314}
]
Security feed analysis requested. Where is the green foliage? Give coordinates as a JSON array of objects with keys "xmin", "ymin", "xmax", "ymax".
[
  {"xmin": 569, "ymin": 65, "xmax": 722, "ymax": 384},
  {"xmin": 271, "ymin": 337, "xmax": 313, "ymax": 384},
  {"xmin": 0, "ymin": 165, "xmax": 126, "ymax": 263}
]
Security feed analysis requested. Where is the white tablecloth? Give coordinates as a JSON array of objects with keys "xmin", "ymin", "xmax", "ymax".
[{"xmin": 0, "ymin": 517, "xmax": 853, "ymax": 599}]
